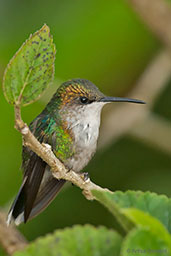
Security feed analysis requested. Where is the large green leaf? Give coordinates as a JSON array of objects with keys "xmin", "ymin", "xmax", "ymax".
[
  {"xmin": 3, "ymin": 24, "xmax": 56, "ymax": 106},
  {"xmin": 93, "ymin": 190, "xmax": 171, "ymax": 255},
  {"xmin": 123, "ymin": 208, "xmax": 171, "ymax": 252},
  {"xmin": 121, "ymin": 228, "xmax": 170, "ymax": 256},
  {"xmin": 14, "ymin": 225, "xmax": 122, "ymax": 256},
  {"xmin": 92, "ymin": 190, "xmax": 171, "ymax": 233}
]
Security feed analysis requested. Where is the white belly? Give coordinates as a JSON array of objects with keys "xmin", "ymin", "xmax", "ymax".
[
  {"xmin": 64, "ymin": 102, "xmax": 104, "ymax": 172},
  {"xmin": 68, "ymin": 123, "xmax": 99, "ymax": 171}
]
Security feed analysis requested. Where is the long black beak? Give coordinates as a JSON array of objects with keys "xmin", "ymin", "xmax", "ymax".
[{"xmin": 100, "ymin": 96, "xmax": 145, "ymax": 104}]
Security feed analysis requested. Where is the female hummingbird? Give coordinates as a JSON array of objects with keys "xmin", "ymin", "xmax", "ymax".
[{"xmin": 7, "ymin": 79, "xmax": 145, "ymax": 225}]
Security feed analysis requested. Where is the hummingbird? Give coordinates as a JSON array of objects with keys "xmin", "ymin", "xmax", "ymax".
[{"xmin": 7, "ymin": 78, "xmax": 145, "ymax": 225}]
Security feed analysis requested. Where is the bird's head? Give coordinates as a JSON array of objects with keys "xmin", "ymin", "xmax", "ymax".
[
  {"xmin": 46, "ymin": 78, "xmax": 145, "ymax": 122},
  {"xmin": 56, "ymin": 78, "xmax": 144, "ymax": 106}
]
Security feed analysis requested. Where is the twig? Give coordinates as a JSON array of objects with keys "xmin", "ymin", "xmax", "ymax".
[
  {"xmin": 0, "ymin": 211, "xmax": 27, "ymax": 255},
  {"xmin": 14, "ymin": 105, "xmax": 110, "ymax": 201},
  {"xmin": 127, "ymin": 0, "xmax": 171, "ymax": 48}
]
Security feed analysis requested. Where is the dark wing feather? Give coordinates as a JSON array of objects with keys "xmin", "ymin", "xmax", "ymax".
[
  {"xmin": 23, "ymin": 155, "xmax": 46, "ymax": 222},
  {"xmin": 7, "ymin": 153, "xmax": 47, "ymax": 225},
  {"xmin": 7, "ymin": 176, "xmax": 27, "ymax": 223},
  {"xmin": 7, "ymin": 114, "xmax": 66, "ymax": 225},
  {"xmin": 29, "ymin": 178, "xmax": 66, "ymax": 220}
]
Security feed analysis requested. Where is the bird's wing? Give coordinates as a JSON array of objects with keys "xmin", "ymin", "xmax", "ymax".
[
  {"xmin": 28, "ymin": 176, "xmax": 65, "ymax": 221},
  {"xmin": 7, "ymin": 115, "xmax": 66, "ymax": 225},
  {"xmin": 23, "ymin": 153, "xmax": 47, "ymax": 222}
]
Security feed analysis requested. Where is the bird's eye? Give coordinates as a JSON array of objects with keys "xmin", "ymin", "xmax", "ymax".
[{"xmin": 80, "ymin": 96, "xmax": 89, "ymax": 104}]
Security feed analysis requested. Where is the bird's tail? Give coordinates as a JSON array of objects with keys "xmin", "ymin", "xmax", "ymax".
[{"xmin": 7, "ymin": 173, "xmax": 66, "ymax": 226}]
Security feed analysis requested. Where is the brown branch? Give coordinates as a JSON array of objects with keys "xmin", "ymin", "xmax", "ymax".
[
  {"xmin": 127, "ymin": 0, "xmax": 171, "ymax": 48},
  {"xmin": 0, "ymin": 211, "xmax": 27, "ymax": 255}
]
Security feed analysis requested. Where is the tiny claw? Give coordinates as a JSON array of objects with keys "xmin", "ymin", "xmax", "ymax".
[
  {"xmin": 80, "ymin": 172, "xmax": 90, "ymax": 183},
  {"xmin": 42, "ymin": 143, "xmax": 51, "ymax": 150},
  {"xmin": 66, "ymin": 168, "xmax": 72, "ymax": 173}
]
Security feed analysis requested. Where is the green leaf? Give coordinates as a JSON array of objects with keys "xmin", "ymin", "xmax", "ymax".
[
  {"xmin": 14, "ymin": 225, "xmax": 122, "ymax": 256},
  {"xmin": 92, "ymin": 190, "xmax": 171, "ymax": 255},
  {"xmin": 92, "ymin": 190, "xmax": 171, "ymax": 233},
  {"xmin": 123, "ymin": 208, "xmax": 171, "ymax": 251},
  {"xmin": 121, "ymin": 228, "xmax": 170, "ymax": 256},
  {"xmin": 3, "ymin": 24, "xmax": 56, "ymax": 106}
]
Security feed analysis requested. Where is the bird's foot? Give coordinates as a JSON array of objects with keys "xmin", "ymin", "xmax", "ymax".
[
  {"xmin": 80, "ymin": 172, "xmax": 90, "ymax": 183},
  {"xmin": 66, "ymin": 168, "xmax": 72, "ymax": 173},
  {"xmin": 42, "ymin": 143, "xmax": 52, "ymax": 150}
]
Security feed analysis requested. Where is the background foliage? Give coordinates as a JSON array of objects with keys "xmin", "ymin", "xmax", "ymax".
[{"xmin": 0, "ymin": 0, "xmax": 171, "ymax": 255}]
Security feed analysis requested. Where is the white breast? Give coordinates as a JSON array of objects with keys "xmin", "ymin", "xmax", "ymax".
[{"xmin": 64, "ymin": 102, "xmax": 105, "ymax": 172}]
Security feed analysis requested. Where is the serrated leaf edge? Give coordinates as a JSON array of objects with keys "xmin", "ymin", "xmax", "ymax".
[{"xmin": 2, "ymin": 24, "xmax": 56, "ymax": 106}]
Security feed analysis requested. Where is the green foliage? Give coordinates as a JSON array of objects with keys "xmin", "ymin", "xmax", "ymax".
[
  {"xmin": 92, "ymin": 190, "xmax": 171, "ymax": 255},
  {"xmin": 121, "ymin": 228, "xmax": 170, "ymax": 256},
  {"xmin": 3, "ymin": 24, "xmax": 55, "ymax": 106},
  {"xmin": 14, "ymin": 225, "xmax": 122, "ymax": 256},
  {"xmin": 93, "ymin": 190, "xmax": 171, "ymax": 233},
  {"xmin": 123, "ymin": 209, "xmax": 171, "ymax": 249},
  {"xmin": 13, "ymin": 190, "xmax": 171, "ymax": 256}
]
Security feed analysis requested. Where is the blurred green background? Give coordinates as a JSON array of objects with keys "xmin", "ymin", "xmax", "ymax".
[{"xmin": 0, "ymin": 0, "xmax": 171, "ymax": 253}]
